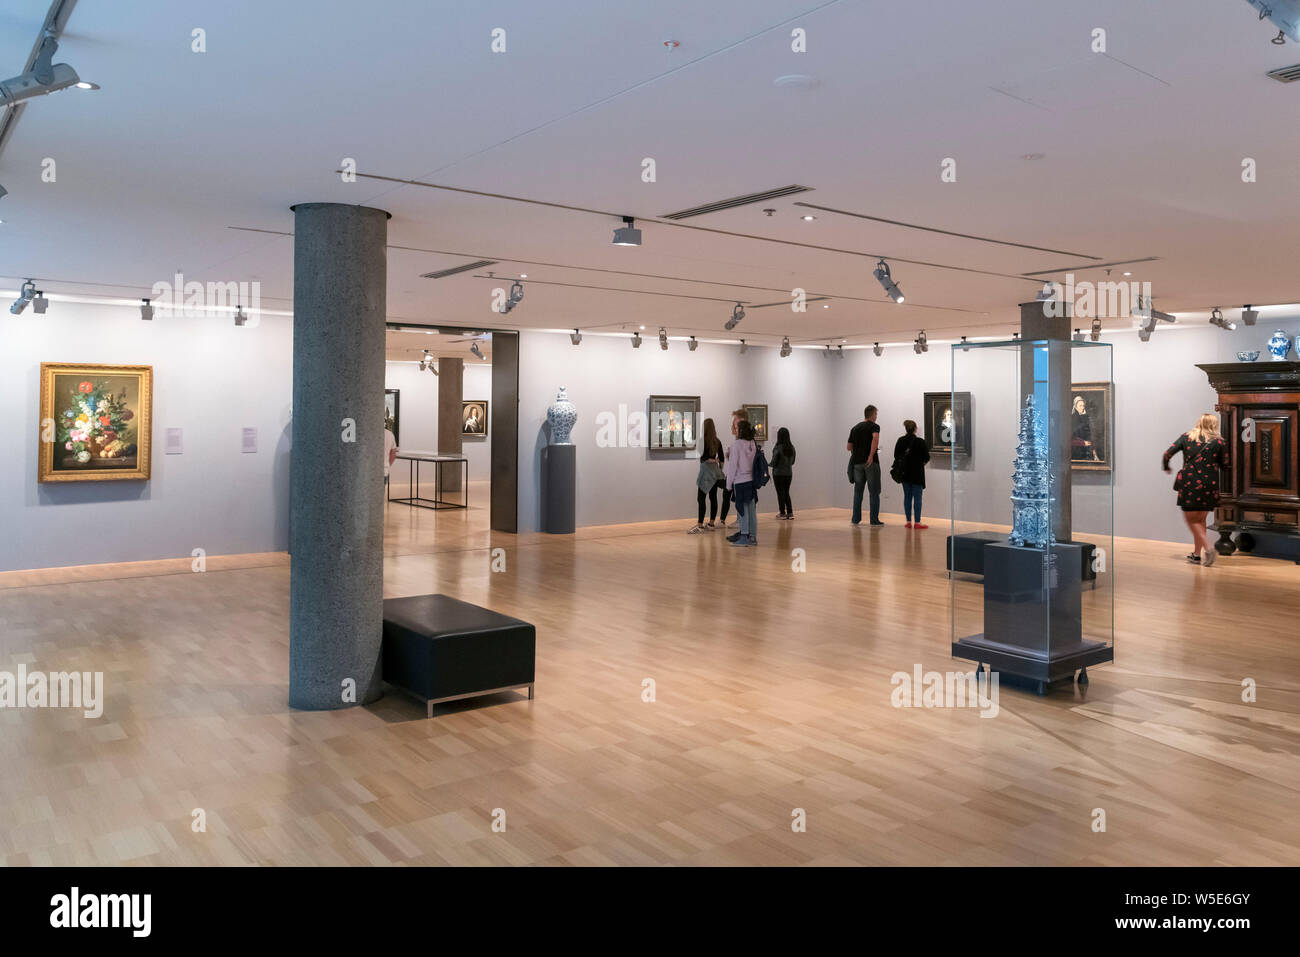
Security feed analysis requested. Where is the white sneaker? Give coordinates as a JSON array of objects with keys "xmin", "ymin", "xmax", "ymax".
[
  {"xmin": 687, "ymin": 524, "xmax": 706, "ymax": 534},
  {"xmin": 1202, "ymin": 547, "xmax": 1217, "ymax": 567}
]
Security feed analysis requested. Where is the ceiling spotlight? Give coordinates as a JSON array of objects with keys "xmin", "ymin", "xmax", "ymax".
[
  {"xmin": 1242, "ymin": 305, "xmax": 1258, "ymax": 326},
  {"xmin": 631, "ymin": 332, "xmax": 642, "ymax": 348},
  {"xmin": 873, "ymin": 342, "xmax": 883, "ymax": 357},
  {"xmin": 1072, "ymin": 328, "xmax": 1086, "ymax": 342},
  {"xmin": 470, "ymin": 341, "xmax": 487, "ymax": 360},
  {"xmin": 917, "ymin": 330, "xmax": 928, "ymax": 352},
  {"xmin": 420, "ymin": 350, "xmax": 439, "ymax": 375},
  {"xmin": 688, "ymin": 336, "xmax": 698, "ymax": 352},
  {"xmin": 1209, "ymin": 306, "xmax": 1237, "ymax": 331},
  {"xmin": 1090, "ymin": 318, "xmax": 1102, "ymax": 342},
  {"xmin": 234, "ymin": 305, "xmax": 248, "ymax": 326},
  {"xmin": 570, "ymin": 328, "xmax": 582, "ymax": 345},
  {"xmin": 780, "ymin": 336, "xmax": 792, "ymax": 358},
  {"xmin": 140, "ymin": 298, "xmax": 154, "ymax": 321},
  {"xmin": 612, "ymin": 216, "xmax": 642, "ymax": 246},
  {"xmin": 31, "ymin": 289, "xmax": 48, "ymax": 314},
  {"xmin": 913, "ymin": 339, "xmax": 923, "ymax": 355},
  {"xmin": 837, "ymin": 345, "xmax": 844, "ymax": 358},
  {"xmin": 10, "ymin": 279, "xmax": 36, "ymax": 315},
  {"xmin": 739, "ymin": 339, "xmax": 748, "ymax": 355},
  {"xmin": 873, "ymin": 259, "xmax": 905, "ymax": 304},
  {"xmin": 1037, "ymin": 281, "xmax": 1058, "ymax": 301},
  {"xmin": 822, "ymin": 345, "xmax": 832, "ymax": 359},
  {"xmin": 501, "ymin": 280, "xmax": 524, "ymax": 314},
  {"xmin": 0, "ymin": 35, "xmax": 91, "ymax": 108},
  {"xmin": 724, "ymin": 302, "xmax": 745, "ymax": 331},
  {"xmin": 659, "ymin": 327, "xmax": 669, "ymax": 350},
  {"xmin": 1013, "ymin": 332, "xmax": 1020, "ymax": 339},
  {"xmin": 1138, "ymin": 326, "xmax": 1152, "ymax": 342},
  {"xmin": 1274, "ymin": 29, "xmax": 1287, "ymax": 44},
  {"xmin": 801, "ymin": 214, "xmax": 816, "ymax": 222}
]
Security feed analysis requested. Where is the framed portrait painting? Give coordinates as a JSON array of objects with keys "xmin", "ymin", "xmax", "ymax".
[
  {"xmin": 462, "ymin": 399, "xmax": 489, "ymax": 438},
  {"xmin": 1070, "ymin": 382, "xmax": 1113, "ymax": 471},
  {"xmin": 742, "ymin": 403, "xmax": 769, "ymax": 443},
  {"xmin": 384, "ymin": 389, "xmax": 400, "ymax": 444},
  {"xmin": 923, "ymin": 391, "xmax": 972, "ymax": 458},
  {"xmin": 39, "ymin": 363, "xmax": 154, "ymax": 482}
]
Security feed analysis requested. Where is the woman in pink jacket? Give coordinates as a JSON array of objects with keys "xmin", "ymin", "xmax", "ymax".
[{"xmin": 725, "ymin": 419, "xmax": 759, "ymax": 546}]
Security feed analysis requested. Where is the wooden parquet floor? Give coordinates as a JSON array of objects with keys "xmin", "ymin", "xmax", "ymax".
[{"xmin": 1, "ymin": 493, "xmax": 1297, "ymax": 866}]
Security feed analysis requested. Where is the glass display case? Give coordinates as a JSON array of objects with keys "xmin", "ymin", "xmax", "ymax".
[
  {"xmin": 948, "ymin": 338, "xmax": 1114, "ymax": 694},
  {"xmin": 647, "ymin": 395, "xmax": 700, "ymax": 451}
]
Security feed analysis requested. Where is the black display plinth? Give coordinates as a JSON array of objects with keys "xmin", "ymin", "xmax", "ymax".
[
  {"xmin": 541, "ymin": 444, "xmax": 576, "ymax": 534},
  {"xmin": 952, "ymin": 542, "xmax": 1112, "ymax": 693}
]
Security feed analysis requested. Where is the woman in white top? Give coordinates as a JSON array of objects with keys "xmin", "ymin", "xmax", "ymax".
[{"xmin": 724, "ymin": 419, "xmax": 759, "ymax": 547}]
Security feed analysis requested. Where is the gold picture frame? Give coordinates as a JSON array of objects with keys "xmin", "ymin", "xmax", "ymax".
[{"xmin": 38, "ymin": 363, "xmax": 154, "ymax": 482}]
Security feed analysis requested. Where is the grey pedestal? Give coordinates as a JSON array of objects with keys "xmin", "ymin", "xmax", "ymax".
[
  {"xmin": 541, "ymin": 444, "xmax": 576, "ymax": 534},
  {"xmin": 952, "ymin": 542, "xmax": 1112, "ymax": 692}
]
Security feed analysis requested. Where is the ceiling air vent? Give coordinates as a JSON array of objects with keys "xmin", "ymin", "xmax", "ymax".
[
  {"xmin": 660, "ymin": 185, "xmax": 813, "ymax": 220},
  {"xmin": 1266, "ymin": 63, "xmax": 1300, "ymax": 82},
  {"xmin": 420, "ymin": 259, "xmax": 498, "ymax": 279}
]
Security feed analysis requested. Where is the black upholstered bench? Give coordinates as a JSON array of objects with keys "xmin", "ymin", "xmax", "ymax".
[
  {"xmin": 382, "ymin": 594, "xmax": 535, "ymax": 717},
  {"xmin": 947, "ymin": 531, "xmax": 1097, "ymax": 584}
]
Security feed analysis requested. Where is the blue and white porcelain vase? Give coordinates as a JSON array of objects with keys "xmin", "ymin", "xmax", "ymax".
[
  {"xmin": 1266, "ymin": 329, "xmax": 1292, "ymax": 361},
  {"xmin": 546, "ymin": 386, "xmax": 577, "ymax": 445}
]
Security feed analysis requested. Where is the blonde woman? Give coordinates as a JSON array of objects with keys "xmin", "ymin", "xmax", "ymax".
[{"xmin": 1162, "ymin": 413, "xmax": 1229, "ymax": 566}]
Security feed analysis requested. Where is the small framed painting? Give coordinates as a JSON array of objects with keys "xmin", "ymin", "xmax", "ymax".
[
  {"xmin": 742, "ymin": 403, "xmax": 769, "ymax": 443},
  {"xmin": 384, "ymin": 389, "xmax": 400, "ymax": 444},
  {"xmin": 648, "ymin": 395, "xmax": 700, "ymax": 451},
  {"xmin": 462, "ymin": 399, "xmax": 489, "ymax": 438},
  {"xmin": 923, "ymin": 391, "xmax": 972, "ymax": 458},
  {"xmin": 1070, "ymin": 382, "xmax": 1113, "ymax": 471},
  {"xmin": 39, "ymin": 363, "xmax": 154, "ymax": 482}
]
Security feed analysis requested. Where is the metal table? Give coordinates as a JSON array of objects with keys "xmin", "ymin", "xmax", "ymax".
[{"xmin": 388, "ymin": 452, "xmax": 469, "ymax": 510}]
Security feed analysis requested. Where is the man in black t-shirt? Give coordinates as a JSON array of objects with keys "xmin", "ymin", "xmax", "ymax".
[{"xmin": 846, "ymin": 405, "xmax": 882, "ymax": 526}]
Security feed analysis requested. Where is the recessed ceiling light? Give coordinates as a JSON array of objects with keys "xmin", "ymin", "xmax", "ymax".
[
  {"xmin": 1021, "ymin": 152, "xmax": 1046, "ymax": 161},
  {"xmin": 639, "ymin": 324, "xmax": 645, "ymax": 330},
  {"xmin": 74, "ymin": 81, "xmax": 99, "ymax": 90},
  {"xmin": 801, "ymin": 214, "xmax": 816, "ymax": 221},
  {"xmin": 520, "ymin": 273, "xmax": 527, "ymax": 278},
  {"xmin": 1122, "ymin": 271, "xmax": 1131, "ymax": 277},
  {"xmin": 823, "ymin": 304, "xmax": 829, "ymax": 309}
]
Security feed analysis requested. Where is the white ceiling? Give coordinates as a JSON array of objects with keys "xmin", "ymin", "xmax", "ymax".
[{"xmin": 3, "ymin": 0, "xmax": 1300, "ymax": 346}]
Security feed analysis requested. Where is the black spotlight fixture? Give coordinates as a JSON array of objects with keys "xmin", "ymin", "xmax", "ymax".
[
  {"xmin": 140, "ymin": 298, "xmax": 154, "ymax": 321},
  {"xmin": 917, "ymin": 330, "xmax": 928, "ymax": 352},
  {"xmin": 724, "ymin": 302, "xmax": 745, "ymax": 331},
  {"xmin": 612, "ymin": 216, "xmax": 642, "ymax": 246},
  {"xmin": 570, "ymin": 328, "xmax": 582, "ymax": 345},
  {"xmin": 738, "ymin": 339, "xmax": 748, "ymax": 355},
  {"xmin": 873, "ymin": 259, "xmax": 905, "ymax": 304},
  {"xmin": 1209, "ymin": 307, "xmax": 1237, "ymax": 331},
  {"xmin": 913, "ymin": 339, "xmax": 923, "ymax": 355},
  {"xmin": 659, "ymin": 327, "xmax": 668, "ymax": 350},
  {"xmin": 780, "ymin": 336, "xmax": 792, "ymax": 358},
  {"xmin": 10, "ymin": 279, "xmax": 36, "ymax": 315},
  {"xmin": 1242, "ymin": 305, "xmax": 1258, "ymax": 327},
  {"xmin": 822, "ymin": 345, "xmax": 833, "ymax": 359},
  {"xmin": 837, "ymin": 345, "xmax": 844, "ymax": 358},
  {"xmin": 631, "ymin": 331, "xmax": 642, "ymax": 348},
  {"xmin": 872, "ymin": 342, "xmax": 883, "ymax": 357},
  {"xmin": 234, "ymin": 305, "xmax": 248, "ymax": 326},
  {"xmin": 688, "ymin": 336, "xmax": 698, "ymax": 352},
  {"xmin": 1090, "ymin": 318, "xmax": 1102, "ymax": 342},
  {"xmin": 470, "ymin": 341, "xmax": 487, "ymax": 360},
  {"xmin": 501, "ymin": 280, "xmax": 524, "ymax": 314}
]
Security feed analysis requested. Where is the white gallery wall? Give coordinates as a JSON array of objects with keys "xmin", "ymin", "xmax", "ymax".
[
  {"xmin": 1, "ymin": 299, "xmax": 292, "ymax": 572},
  {"xmin": 516, "ymin": 330, "xmax": 841, "ymax": 532},
  {"xmin": 835, "ymin": 314, "xmax": 1300, "ymax": 545},
  {"xmin": 4, "ymin": 302, "xmax": 1297, "ymax": 573}
]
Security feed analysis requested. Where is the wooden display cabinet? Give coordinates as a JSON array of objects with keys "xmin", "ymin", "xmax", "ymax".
[{"xmin": 1196, "ymin": 361, "xmax": 1300, "ymax": 557}]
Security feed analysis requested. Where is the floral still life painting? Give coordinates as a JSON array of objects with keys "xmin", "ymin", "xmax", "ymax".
[{"xmin": 39, "ymin": 363, "xmax": 154, "ymax": 482}]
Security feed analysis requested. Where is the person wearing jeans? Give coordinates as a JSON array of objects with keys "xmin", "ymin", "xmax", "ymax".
[
  {"xmin": 894, "ymin": 419, "xmax": 931, "ymax": 529},
  {"xmin": 847, "ymin": 405, "xmax": 882, "ymax": 526},
  {"xmin": 725, "ymin": 419, "xmax": 758, "ymax": 546}
]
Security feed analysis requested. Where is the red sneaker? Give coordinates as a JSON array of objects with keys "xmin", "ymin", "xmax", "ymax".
[
  {"xmin": 905, "ymin": 522, "xmax": 913, "ymax": 528},
  {"xmin": 915, "ymin": 523, "xmax": 928, "ymax": 530}
]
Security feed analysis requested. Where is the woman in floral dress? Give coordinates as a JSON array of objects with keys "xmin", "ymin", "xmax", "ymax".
[{"xmin": 1162, "ymin": 413, "xmax": 1230, "ymax": 566}]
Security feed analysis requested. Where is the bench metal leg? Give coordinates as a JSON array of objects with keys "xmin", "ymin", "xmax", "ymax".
[{"xmin": 528, "ymin": 683, "xmax": 535, "ymax": 700}]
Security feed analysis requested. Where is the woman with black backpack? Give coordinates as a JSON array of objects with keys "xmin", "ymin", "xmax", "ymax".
[{"xmin": 892, "ymin": 420, "xmax": 931, "ymax": 529}]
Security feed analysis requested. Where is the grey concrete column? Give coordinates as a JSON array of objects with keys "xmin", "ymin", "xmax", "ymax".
[
  {"xmin": 438, "ymin": 357, "xmax": 464, "ymax": 491},
  {"xmin": 289, "ymin": 203, "xmax": 389, "ymax": 710},
  {"xmin": 1020, "ymin": 299, "xmax": 1073, "ymax": 542}
]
